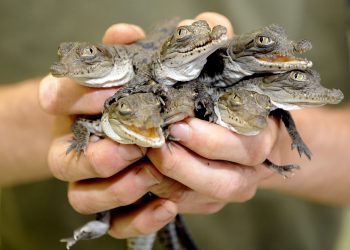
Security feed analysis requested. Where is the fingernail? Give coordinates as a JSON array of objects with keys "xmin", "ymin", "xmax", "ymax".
[
  {"xmin": 103, "ymin": 23, "xmax": 145, "ymax": 44},
  {"xmin": 128, "ymin": 24, "xmax": 146, "ymax": 37},
  {"xmin": 135, "ymin": 167, "xmax": 160, "ymax": 188},
  {"xmin": 118, "ymin": 144, "xmax": 145, "ymax": 162},
  {"xmin": 169, "ymin": 122, "xmax": 191, "ymax": 141},
  {"xmin": 153, "ymin": 201, "xmax": 176, "ymax": 222}
]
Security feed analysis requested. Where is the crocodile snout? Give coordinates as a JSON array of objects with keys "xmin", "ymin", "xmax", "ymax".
[{"xmin": 50, "ymin": 62, "xmax": 68, "ymax": 77}]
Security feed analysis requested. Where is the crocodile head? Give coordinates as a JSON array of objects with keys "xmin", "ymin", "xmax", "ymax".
[
  {"xmin": 101, "ymin": 93, "xmax": 165, "ymax": 147},
  {"xmin": 227, "ymin": 24, "xmax": 312, "ymax": 75},
  {"xmin": 155, "ymin": 20, "xmax": 227, "ymax": 85},
  {"xmin": 162, "ymin": 86, "xmax": 197, "ymax": 125},
  {"xmin": 50, "ymin": 42, "xmax": 134, "ymax": 87},
  {"xmin": 254, "ymin": 69, "xmax": 344, "ymax": 109},
  {"xmin": 215, "ymin": 89, "xmax": 272, "ymax": 135}
]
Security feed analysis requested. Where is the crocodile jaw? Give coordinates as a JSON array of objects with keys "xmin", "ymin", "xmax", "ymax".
[
  {"xmin": 101, "ymin": 113, "xmax": 165, "ymax": 148},
  {"xmin": 270, "ymin": 88, "xmax": 344, "ymax": 109},
  {"xmin": 236, "ymin": 55, "xmax": 313, "ymax": 73},
  {"xmin": 155, "ymin": 34, "xmax": 227, "ymax": 85},
  {"xmin": 77, "ymin": 62, "xmax": 135, "ymax": 87},
  {"xmin": 213, "ymin": 105, "xmax": 261, "ymax": 136}
]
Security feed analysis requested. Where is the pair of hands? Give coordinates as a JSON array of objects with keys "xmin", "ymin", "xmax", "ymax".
[{"xmin": 39, "ymin": 12, "xmax": 282, "ymax": 238}]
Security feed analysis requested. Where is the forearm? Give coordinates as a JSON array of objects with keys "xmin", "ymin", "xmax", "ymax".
[
  {"xmin": 261, "ymin": 105, "xmax": 350, "ymax": 205},
  {"xmin": 0, "ymin": 78, "xmax": 55, "ymax": 186}
]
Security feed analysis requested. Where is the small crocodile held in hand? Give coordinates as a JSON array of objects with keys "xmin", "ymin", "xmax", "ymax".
[
  {"xmin": 50, "ymin": 19, "xmax": 178, "ymax": 87},
  {"xmin": 153, "ymin": 20, "xmax": 227, "ymax": 85},
  {"xmin": 234, "ymin": 69, "xmax": 344, "ymax": 109},
  {"xmin": 201, "ymin": 24, "xmax": 313, "ymax": 86},
  {"xmin": 67, "ymin": 92, "xmax": 165, "ymax": 157},
  {"xmin": 213, "ymin": 69, "xmax": 344, "ymax": 176},
  {"xmin": 50, "ymin": 20, "xmax": 227, "ymax": 88},
  {"xmin": 214, "ymin": 89, "xmax": 303, "ymax": 176}
]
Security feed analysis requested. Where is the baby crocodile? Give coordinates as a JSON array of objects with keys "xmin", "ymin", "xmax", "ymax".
[
  {"xmin": 67, "ymin": 92, "xmax": 165, "ymax": 156},
  {"xmin": 153, "ymin": 20, "xmax": 227, "ymax": 85},
  {"xmin": 50, "ymin": 19, "xmax": 178, "ymax": 87},
  {"xmin": 50, "ymin": 20, "xmax": 227, "ymax": 88},
  {"xmin": 201, "ymin": 24, "xmax": 313, "ymax": 86},
  {"xmin": 214, "ymin": 88, "xmax": 305, "ymax": 176},
  {"xmin": 214, "ymin": 69, "xmax": 344, "ymax": 176},
  {"xmin": 234, "ymin": 69, "xmax": 344, "ymax": 110}
]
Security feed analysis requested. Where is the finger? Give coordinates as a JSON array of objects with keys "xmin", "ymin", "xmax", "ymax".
[
  {"xmin": 103, "ymin": 23, "xmax": 145, "ymax": 44},
  {"xmin": 195, "ymin": 12, "xmax": 234, "ymax": 37},
  {"xmin": 67, "ymin": 161, "xmax": 161, "ymax": 214},
  {"xmin": 48, "ymin": 134, "xmax": 145, "ymax": 182},
  {"xmin": 169, "ymin": 118, "xmax": 279, "ymax": 166},
  {"xmin": 177, "ymin": 12, "xmax": 234, "ymax": 38},
  {"xmin": 39, "ymin": 75, "xmax": 119, "ymax": 115},
  {"xmin": 109, "ymin": 199, "xmax": 177, "ymax": 238},
  {"xmin": 151, "ymin": 183, "xmax": 226, "ymax": 214},
  {"xmin": 148, "ymin": 143, "xmax": 272, "ymax": 202}
]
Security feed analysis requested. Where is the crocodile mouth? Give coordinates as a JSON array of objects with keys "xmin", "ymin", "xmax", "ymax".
[
  {"xmin": 257, "ymin": 54, "xmax": 312, "ymax": 64},
  {"xmin": 102, "ymin": 113, "xmax": 165, "ymax": 147},
  {"xmin": 124, "ymin": 124, "xmax": 163, "ymax": 140},
  {"xmin": 248, "ymin": 54, "xmax": 313, "ymax": 70},
  {"xmin": 179, "ymin": 32, "xmax": 227, "ymax": 54},
  {"xmin": 50, "ymin": 62, "xmax": 68, "ymax": 76}
]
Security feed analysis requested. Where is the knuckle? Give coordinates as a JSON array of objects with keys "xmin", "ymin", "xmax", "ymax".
[
  {"xmin": 247, "ymin": 146, "xmax": 270, "ymax": 166},
  {"xmin": 167, "ymin": 186, "xmax": 188, "ymax": 203},
  {"xmin": 131, "ymin": 222, "xmax": 154, "ymax": 236},
  {"xmin": 210, "ymin": 174, "xmax": 247, "ymax": 201},
  {"xmin": 156, "ymin": 153, "xmax": 179, "ymax": 176},
  {"xmin": 88, "ymin": 149, "xmax": 116, "ymax": 178},
  {"xmin": 109, "ymin": 187, "xmax": 134, "ymax": 207}
]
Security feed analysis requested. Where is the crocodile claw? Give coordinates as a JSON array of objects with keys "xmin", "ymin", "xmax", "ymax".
[
  {"xmin": 291, "ymin": 141, "xmax": 312, "ymax": 160},
  {"xmin": 66, "ymin": 138, "xmax": 88, "ymax": 157}
]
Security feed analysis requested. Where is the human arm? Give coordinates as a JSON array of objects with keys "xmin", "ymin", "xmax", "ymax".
[{"xmin": 0, "ymin": 79, "xmax": 54, "ymax": 186}]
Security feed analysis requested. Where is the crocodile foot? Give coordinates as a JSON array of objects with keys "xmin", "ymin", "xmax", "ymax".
[
  {"xmin": 291, "ymin": 140, "xmax": 312, "ymax": 160},
  {"xmin": 263, "ymin": 159, "xmax": 300, "ymax": 178},
  {"xmin": 66, "ymin": 120, "xmax": 90, "ymax": 157},
  {"xmin": 127, "ymin": 234, "xmax": 157, "ymax": 250},
  {"xmin": 195, "ymin": 93, "xmax": 216, "ymax": 121},
  {"xmin": 270, "ymin": 109, "xmax": 312, "ymax": 160},
  {"xmin": 61, "ymin": 211, "xmax": 110, "ymax": 249}
]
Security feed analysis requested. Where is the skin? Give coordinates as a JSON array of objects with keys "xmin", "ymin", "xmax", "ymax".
[{"xmin": 36, "ymin": 12, "xmax": 350, "ymax": 241}]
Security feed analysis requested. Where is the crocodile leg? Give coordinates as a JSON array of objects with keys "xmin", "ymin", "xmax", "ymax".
[
  {"xmin": 66, "ymin": 118, "xmax": 104, "ymax": 156},
  {"xmin": 126, "ymin": 234, "xmax": 157, "ymax": 250},
  {"xmin": 194, "ymin": 84, "xmax": 217, "ymax": 122},
  {"xmin": 270, "ymin": 108, "xmax": 312, "ymax": 160},
  {"xmin": 158, "ymin": 220, "xmax": 182, "ymax": 250},
  {"xmin": 263, "ymin": 159, "xmax": 300, "ymax": 178},
  {"xmin": 60, "ymin": 211, "xmax": 111, "ymax": 249},
  {"xmin": 175, "ymin": 215, "xmax": 198, "ymax": 250}
]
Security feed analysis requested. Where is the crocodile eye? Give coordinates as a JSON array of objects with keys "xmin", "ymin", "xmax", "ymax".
[
  {"xmin": 175, "ymin": 27, "xmax": 189, "ymax": 40},
  {"xmin": 255, "ymin": 36, "xmax": 275, "ymax": 47},
  {"xmin": 81, "ymin": 46, "xmax": 97, "ymax": 57},
  {"xmin": 227, "ymin": 93, "xmax": 242, "ymax": 108},
  {"xmin": 117, "ymin": 102, "xmax": 132, "ymax": 115},
  {"xmin": 290, "ymin": 71, "xmax": 306, "ymax": 81},
  {"xmin": 57, "ymin": 46, "xmax": 62, "ymax": 57}
]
